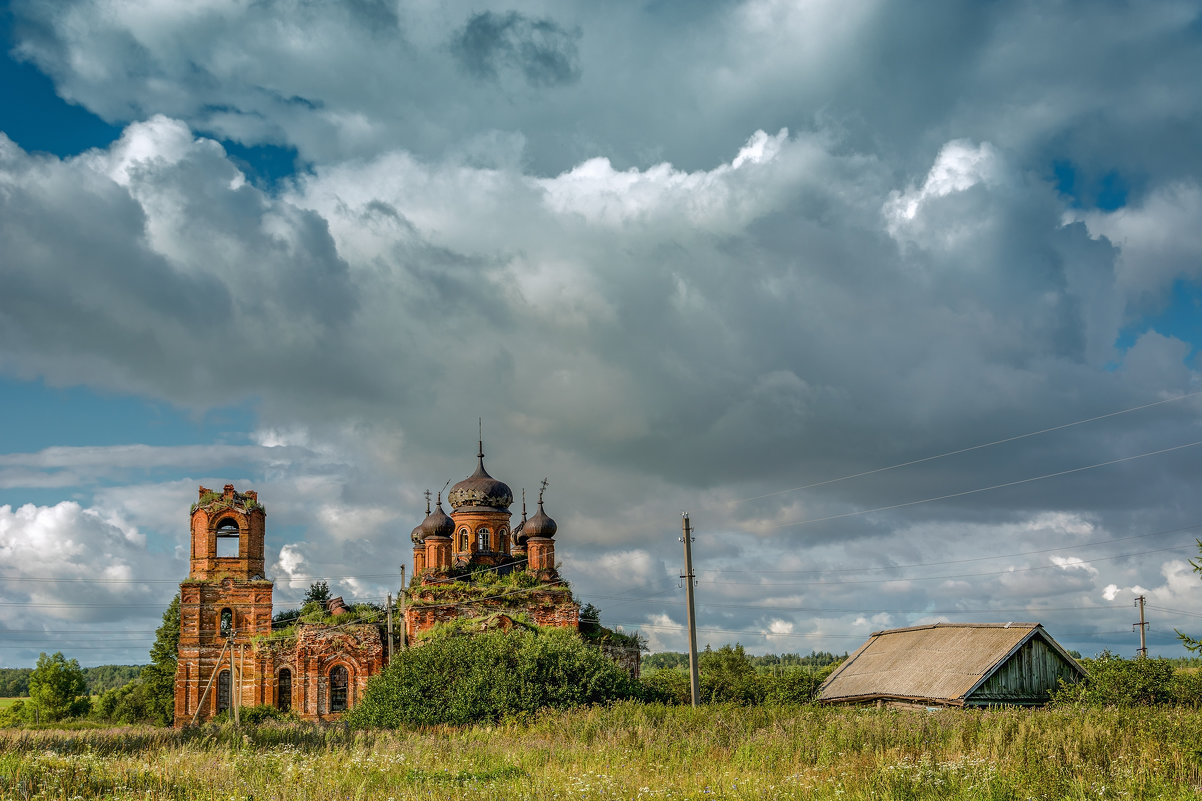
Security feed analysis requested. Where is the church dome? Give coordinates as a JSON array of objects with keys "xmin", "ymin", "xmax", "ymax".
[
  {"xmin": 523, "ymin": 499, "xmax": 557, "ymax": 539},
  {"xmin": 410, "ymin": 522, "xmax": 425, "ymax": 545},
  {"xmin": 448, "ymin": 445, "xmax": 513, "ymax": 510},
  {"xmin": 419, "ymin": 497, "xmax": 455, "ymax": 539}
]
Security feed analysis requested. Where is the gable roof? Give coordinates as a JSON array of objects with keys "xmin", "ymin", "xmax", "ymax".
[{"xmin": 816, "ymin": 623, "xmax": 1085, "ymax": 706}]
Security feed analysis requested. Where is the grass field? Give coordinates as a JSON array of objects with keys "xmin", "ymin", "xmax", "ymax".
[
  {"xmin": 1, "ymin": 703, "xmax": 1200, "ymax": 800},
  {"xmin": 0, "ymin": 698, "xmax": 19, "ymax": 710}
]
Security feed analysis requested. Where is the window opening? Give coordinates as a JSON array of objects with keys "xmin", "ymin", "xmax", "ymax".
[
  {"xmin": 459, "ymin": 529, "xmax": 469, "ymax": 552},
  {"xmin": 217, "ymin": 669, "xmax": 231, "ymax": 713},
  {"xmin": 216, "ymin": 518, "xmax": 240, "ymax": 558},
  {"xmin": 277, "ymin": 669, "xmax": 292, "ymax": 712},
  {"xmin": 330, "ymin": 665, "xmax": 349, "ymax": 712},
  {"xmin": 476, "ymin": 527, "xmax": 491, "ymax": 552},
  {"xmin": 499, "ymin": 528, "xmax": 509, "ymax": 553},
  {"xmin": 219, "ymin": 608, "xmax": 233, "ymax": 638}
]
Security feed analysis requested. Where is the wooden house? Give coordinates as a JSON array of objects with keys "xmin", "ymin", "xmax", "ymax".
[{"xmin": 816, "ymin": 623, "xmax": 1086, "ymax": 708}]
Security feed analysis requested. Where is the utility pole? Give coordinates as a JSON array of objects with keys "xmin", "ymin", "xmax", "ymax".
[
  {"xmin": 680, "ymin": 513, "xmax": 700, "ymax": 707},
  {"xmin": 386, "ymin": 592, "xmax": 393, "ymax": 664},
  {"xmin": 1134, "ymin": 595, "xmax": 1148, "ymax": 658},
  {"xmin": 399, "ymin": 565, "xmax": 408, "ymax": 650}
]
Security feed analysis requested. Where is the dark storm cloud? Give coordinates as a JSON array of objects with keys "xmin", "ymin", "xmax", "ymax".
[{"xmin": 451, "ymin": 11, "xmax": 582, "ymax": 87}]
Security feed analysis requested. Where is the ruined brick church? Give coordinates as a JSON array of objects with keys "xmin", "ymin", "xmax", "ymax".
[{"xmin": 173, "ymin": 441, "xmax": 578, "ymax": 726}]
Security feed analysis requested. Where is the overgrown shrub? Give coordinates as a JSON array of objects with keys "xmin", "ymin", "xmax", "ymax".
[
  {"xmin": 347, "ymin": 627, "xmax": 642, "ymax": 727},
  {"xmin": 640, "ymin": 668, "xmax": 692, "ymax": 704},
  {"xmin": 1050, "ymin": 651, "xmax": 1202, "ymax": 707},
  {"xmin": 761, "ymin": 665, "xmax": 828, "ymax": 705},
  {"xmin": 239, "ymin": 704, "xmax": 298, "ymax": 725},
  {"xmin": 699, "ymin": 644, "xmax": 762, "ymax": 704},
  {"xmin": 93, "ymin": 679, "xmax": 157, "ymax": 724}
]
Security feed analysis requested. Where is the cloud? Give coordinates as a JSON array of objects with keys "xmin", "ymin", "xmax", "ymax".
[
  {"xmin": 451, "ymin": 11, "xmax": 582, "ymax": 87},
  {"xmin": 3, "ymin": 1, "xmax": 1202, "ymax": 660}
]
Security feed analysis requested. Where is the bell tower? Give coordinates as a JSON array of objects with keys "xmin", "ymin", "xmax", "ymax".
[{"xmin": 174, "ymin": 484, "xmax": 273, "ymax": 726}]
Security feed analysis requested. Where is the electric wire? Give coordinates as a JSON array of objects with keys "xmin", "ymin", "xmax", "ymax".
[
  {"xmin": 771, "ymin": 439, "xmax": 1202, "ymax": 530},
  {"xmin": 737, "ymin": 389, "xmax": 1202, "ymax": 505}
]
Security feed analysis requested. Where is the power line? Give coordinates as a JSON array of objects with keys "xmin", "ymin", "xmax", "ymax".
[
  {"xmin": 737, "ymin": 389, "xmax": 1202, "ymax": 505},
  {"xmin": 771, "ymin": 439, "xmax": 1202, "ymax": 530},
  {"xmin": 703, "ymin": 545, "xmax": 1192, "ymax": 586},
  {"xmin": 702, "ymin": 524, "xmax": 1202, "ymax": 576}
]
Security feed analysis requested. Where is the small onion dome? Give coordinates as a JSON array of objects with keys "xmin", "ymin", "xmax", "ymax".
[
  {"xmin": 419, "ymin": 499, "xmax": 455, "ymax": 539},
  {"xmin": 448, "ymin": 445, "xmax": 513, "ymax": 510},
  {"xmin": 410, "ymin": 522, "xmax": 425, "ymax": 545},
  {"xmin": 523, "ymin": 499, "xmax": 557, "ymax": 539},
  {"xmin": 512, "ymin": 519, "xmax": 527, "ymax": 546}
]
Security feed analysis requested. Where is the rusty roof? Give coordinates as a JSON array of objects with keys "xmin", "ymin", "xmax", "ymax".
[{"xmin": 816, "ymin": 623, "xmax": 1083, "ymax": 705}]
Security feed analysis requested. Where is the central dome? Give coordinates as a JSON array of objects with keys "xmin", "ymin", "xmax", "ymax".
[{"xmin": 448, "ymin": 444, "xmax": 513, "ymax": 510}]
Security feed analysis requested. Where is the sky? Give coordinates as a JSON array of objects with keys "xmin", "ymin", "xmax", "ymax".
[{"xmin": 1, "ymin": 0, "xmax": 1202, "ymax": 667}]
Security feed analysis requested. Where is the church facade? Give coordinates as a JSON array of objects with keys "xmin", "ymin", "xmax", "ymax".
[{"xmin": 173, "ymin": 443, "xmax": 579, "ymax": 726}]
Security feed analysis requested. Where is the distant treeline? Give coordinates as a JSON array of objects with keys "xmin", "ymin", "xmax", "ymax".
[
  {"xmin": 0, "ymin": 665, "xmax": 144, "ymax": 697},
  {"xmin": 643, "ymin": 649, "xmax": 848, "ymax": 672}
]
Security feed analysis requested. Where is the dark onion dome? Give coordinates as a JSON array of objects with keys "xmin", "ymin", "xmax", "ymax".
[
  {"xmin": 410, "ymin": 521, "xmax": 425, "ymax": 545},
  {"xmin": 523, "ymin": 499, "xmax": 557, "ymax": 539},
  {"xmin": 419, "ymin": 496, "xmax": 455, "ymax": 539},
  {"xmin": 448, "ymin": 443, "xmax": 513, "ymax": 510}
]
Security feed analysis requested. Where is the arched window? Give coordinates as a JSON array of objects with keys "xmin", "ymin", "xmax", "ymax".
[
  {"xmin": 215, "ymin": 517, "xmax": 240, "ymax": 557},
  {"xmin": 219, "ymin": 608, "xmax": 233, "ymax": 638},
  {"xmin": 277, "ymin": 668, "xmax": 292, "ymax": 712},
  {"xmin": 217, "ymin": 669, "xmax": 231, "ymax": 713},
  {"xmin": 476, "ymin": 527, "xmax": 491, "ymax": 552},
  {"xmin": 459, "ymin": 528, "xmax": 470, "ymax": 552},
  {"xmin": 329, "ymin": 665, "xmax": 349, "ymax": 712},
  {"xmin": 499, "ymin": 527, "xmax": 509, "ymax": 553}
]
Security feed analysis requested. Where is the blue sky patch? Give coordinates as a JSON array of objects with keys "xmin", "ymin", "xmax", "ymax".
[{"xmin": 0, "ymin": 13, "xmax": 121, "ymax": 157}]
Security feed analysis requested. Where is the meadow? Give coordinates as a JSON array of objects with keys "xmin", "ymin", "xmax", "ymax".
[{"xmin": 1, "ymin": 703, "xmax": 1201, "ymax": 800}]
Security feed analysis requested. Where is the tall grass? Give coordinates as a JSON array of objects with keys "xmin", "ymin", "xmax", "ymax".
[{"xmin": 1, "ymin": 704, "xmax": 1200, "ymax": 799}]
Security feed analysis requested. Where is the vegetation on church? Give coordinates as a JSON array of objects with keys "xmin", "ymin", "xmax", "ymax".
[{"xmin": 347, "ymin": 626, "xmax": 643, "ymax": 727}]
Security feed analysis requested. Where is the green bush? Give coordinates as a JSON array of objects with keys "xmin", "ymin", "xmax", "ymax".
[
  {"xmin": 761, "ymin": 666, "xmax": 825, "ymax": 705},
  {"xmin": 640, "ymin": 668, "xmax": 692, "ymax": 704},
  {"xmin": 699, "ymin": 644, "xmax": 762, "ymax": 704},
  {"xmin": 1050, "ymin": 651, "xmax": 1202, "ymax": 707},
  {"xmin": 347, "ymin": 627, "xmax": 642, "ymax": 727},
  {"xmin": 93, "ymin": 679, "xmax": 157, "ymax": 724}
]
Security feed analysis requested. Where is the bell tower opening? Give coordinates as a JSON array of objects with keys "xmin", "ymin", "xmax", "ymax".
[{"xmin": 215, "ymin": 518, "xmax": 240, "ymax": 558}]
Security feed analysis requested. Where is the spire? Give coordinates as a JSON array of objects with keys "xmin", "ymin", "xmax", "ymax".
[
  {"xmin": 521, "ymin": 488, "xmax": 528, "ymax": 522},
  {"xmin": 538, "ymin": 477, "xmax": 549, "ymax": 509},
  {"xmin": 424, "ymin": 489, "xmax": 432, "ymax": 515}
]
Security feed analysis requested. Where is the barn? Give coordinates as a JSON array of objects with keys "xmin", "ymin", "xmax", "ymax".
[{"xmin": 816, "ymin": 623, "xmax": 1087, "ymax": 708}]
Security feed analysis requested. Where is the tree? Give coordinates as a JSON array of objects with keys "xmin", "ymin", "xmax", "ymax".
[
  {"xmin": 139, "ymin": 594, "xmax": 180, "ymax": 725},
  {"xmin": 28, "ymin": 652, "xmax": 88, "ymax": 722},
  {"xmin": 1178, "ymin": 539, "xmax": 1202, "ymax": 653},
  {"xmin": 699, "ymin": 644, "xmax": 763, "ymax": 704},
  {"xmin": 304, "ymin": 581, "xmax": 331, "ymax": 606}
]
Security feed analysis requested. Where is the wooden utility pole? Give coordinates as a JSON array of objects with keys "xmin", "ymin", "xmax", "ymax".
[
  {"xmin": 1134, "ymin": 595, "xmax": 1148, "ymax": 658},
  {"xmin": 386, "ymin": 592, "xmax": 394, "ymax": 664},
  {"xmin": 681, "ymin": 513, "xmax": 700, "ymax": 707},
  {"xmin": 399, "ymin": 565, "xmax": 408, "ymax": 650}
]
